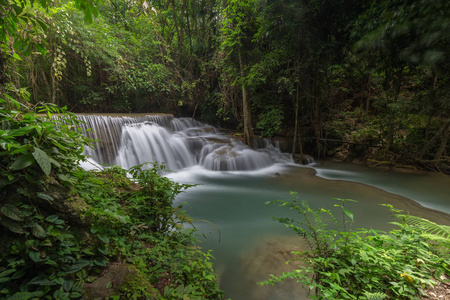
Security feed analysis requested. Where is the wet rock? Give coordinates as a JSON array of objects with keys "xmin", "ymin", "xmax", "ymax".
[{"xmin": 293, "ymin": 154, "xmax": 314, "ymax": 165}]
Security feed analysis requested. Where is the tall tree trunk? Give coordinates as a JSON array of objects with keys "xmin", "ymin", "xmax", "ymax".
[
  {"xmin": 239, "ymin": 50, "xmax": 253, "ymax": 147},
  {"xmin": 185, "ymin": 0, "xmax": 192, "ymax": 54},
  {"xmin": 51, "ymin": 68, "xmax": 57, "ymax": 104},
  {"xmin": 0, "ymin": 51, "xmax": 5, "ymax": 87},
  {"xmin": 434, "ymin": 120, "xmax": 449, "ymax": 160},
  {"xmin": 365, "ymin": 73, "xmax": 372, "ymax": 113},
  {"xmin": 311, "ymin": 78, "xmax": 322, "ymax": 156},
  {"xmin": 292, "ymin": 82, "xmax": 303, "ymax": 157},
  {"xmin": 292, "ymin": 90, "xmax": 298, "ymax": 157},
  {"xmin": 177, "ymin": 0, "xmax": 186, "ymax": 64}
]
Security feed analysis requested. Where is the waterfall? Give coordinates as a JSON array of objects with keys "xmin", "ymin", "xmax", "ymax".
[{"xmin": 76, "ymin": 115, "xmax": 293, "ymax": 171}]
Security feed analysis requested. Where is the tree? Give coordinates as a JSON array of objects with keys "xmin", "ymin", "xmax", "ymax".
[
  {"xmin": 353, "ymin": 0, "xmax": 450, "ymax": 158},
  {"xmin": 218, "ymin": 0, "xmax": 262, "ymax": 146}
]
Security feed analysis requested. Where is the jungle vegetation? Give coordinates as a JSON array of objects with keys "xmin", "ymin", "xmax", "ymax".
[
  {"xmin": 1, "ymin": 0, "xmax": 449, "ymax": 169},
  {"xmin": 0, "ymin": 0, "xmax": 449, "ymax": 299}
]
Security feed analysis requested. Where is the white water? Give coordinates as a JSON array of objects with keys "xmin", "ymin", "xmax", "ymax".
[{"xmin": 78, "ymin": 115, "xmax": 293, "ymax": 171}]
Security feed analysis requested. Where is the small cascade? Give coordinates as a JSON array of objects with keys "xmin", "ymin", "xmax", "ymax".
[
  {"xmin": 75, "ymin": 115, "xmax": 293, "ymax": 171},
  {"xmin": 115, "ymin": 123, "xmax": 196, "ymax": 171},
  {"xmin": 77, "ymin": 114, "xmax": 173, "ymax": 164}
]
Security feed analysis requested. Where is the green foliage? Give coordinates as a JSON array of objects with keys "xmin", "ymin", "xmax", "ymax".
[
  {"xmin": 0, "ymin": 203, "xmax": 95, "ymax": 298},
  {"xmin": 256, "ymin": 105, "xmax": 284, "ymax": 137},
  {"xmin": 260, "ymin": 193, "xmax": 450, "ymax": 299},
  {"xmin": 0, "ymin": 102, "xmax": 224, "ymax": 299},
  {"xmin": 0, "ymin": 95, "xmax": 90, "ymax": 192},
  {"xmin": 71, "ymin": 164, "xmax": 223, "ymax": 299}
]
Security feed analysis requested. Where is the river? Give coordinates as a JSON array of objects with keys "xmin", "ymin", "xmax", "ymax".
[
  {"xmin": 167, "ymin": 163, "xmax": 449, "ymax": 300},
  {"xmin": 78, "ymin": 114, "xmax": 450, "ymax": 300}
]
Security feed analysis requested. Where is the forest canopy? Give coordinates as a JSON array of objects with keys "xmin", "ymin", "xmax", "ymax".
[{"xmin": 0, "ymin": 0, "xmax": 449, "ymax": 168}]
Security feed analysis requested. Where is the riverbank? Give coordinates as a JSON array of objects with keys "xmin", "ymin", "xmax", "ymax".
[{"xmin": 276, "ymin": 164, "xmax": 450, "ymax": 226}]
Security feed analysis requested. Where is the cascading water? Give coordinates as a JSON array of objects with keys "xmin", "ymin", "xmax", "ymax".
[{"xmin": 77, "ymin": 115, "xmax": 293, "ymax": 171}]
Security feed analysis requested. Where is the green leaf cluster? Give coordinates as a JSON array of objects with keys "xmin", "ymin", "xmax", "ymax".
[
  {"xmin": 261, "ymin": 193, "xmax": 450, "ymax": 299},
  {"xmin": 0, "ymin": 101, "xmax": 224, "ymax": 299}
]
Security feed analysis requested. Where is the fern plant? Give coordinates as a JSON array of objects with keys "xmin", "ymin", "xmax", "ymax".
[
  {"xmin": 394, "ymin": 213, "xmax": 450, "ymax": 241},
  {"xmin": 260, "ymin": 194, "xmax": 450, "ymax": 300}
]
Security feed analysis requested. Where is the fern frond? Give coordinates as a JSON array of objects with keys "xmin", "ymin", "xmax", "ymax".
[
  {"xmin": 395, "ymin": 214, "xmax": 450, "ymax": 240},
  {"xmin": 364, "ymin": 291, "xmax": 387, "ymax": 300}
]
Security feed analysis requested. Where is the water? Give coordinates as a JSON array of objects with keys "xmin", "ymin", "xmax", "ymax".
[
  {"xmin": 77, "ymin": 114, "xmax": 450, "ymax": 300},
  {"xmin": 314, "ymin": 161, "xmax": 450, "ymax": 214},
  {"xmin": 168, "ymin": 164, "xmax": 449, "ymax": 300}
]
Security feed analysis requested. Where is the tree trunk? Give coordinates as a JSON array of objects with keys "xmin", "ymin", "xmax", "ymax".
[
  {"xmin": 0, "ymin": 51, "xmax": 5, "ymax": 87},
  {"xmin": 292, "ymin": 82, "xmax": 303, "ymax": 157},
  {"xmin": 292, "ymin": 91, "xmax": 298, "ymax": 157},
  {"xmin": 239, "ymin": 50, "xmax": 253, "ymax": 147},
  {"xmin": 311, "ymin": 78, "xmax": 322, "ymax": 156},
  {"xmin": 51, "ymin": 67, "xmax": 57, "ymax": 104},
  {"xmin": 365, "ymin": 73, "xmax": 372, "ymax": 113},
  {"xmin": 434, "ymin": 120, "xmax": 449, "ymax": 160},
  {"xmin": 177, "ymin": 0, "xmax": 186, "ymax": 64}
]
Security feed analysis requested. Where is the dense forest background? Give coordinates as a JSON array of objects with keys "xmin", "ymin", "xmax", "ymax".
[{"xmin": 1, "ymin": 0, "xmax": 449, "ymax": 170}]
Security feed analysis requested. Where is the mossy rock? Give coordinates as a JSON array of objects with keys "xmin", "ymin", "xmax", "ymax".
[{"xmin": 84, "ymin": 263, "xmax": 156, "ymax": 299}]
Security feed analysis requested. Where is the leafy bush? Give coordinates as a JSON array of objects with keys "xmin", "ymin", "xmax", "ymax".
[
  {"xmin": 260, "ymin": 193, "xmax": 450, "ymax": 299},
  {"xmin": 256, "ymin": 105, "xmax": 284, "ymax": 137}
]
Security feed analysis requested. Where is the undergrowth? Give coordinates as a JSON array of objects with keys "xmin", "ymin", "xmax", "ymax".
[
  {"xmin": 260, "ymin": 192, "xmax": 450, "ymax": 299},
  {"xmin": 0, "ymin": 98, "xmax": 224, "ymax": 299}
]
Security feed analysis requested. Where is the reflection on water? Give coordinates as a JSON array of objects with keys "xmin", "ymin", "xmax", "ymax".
[
  {"xmin": 169, "ymin": 164, "xmax": 450, "ymax": 300},
  {"xmin": 314, "ymin": 161, "xmax": 450, "ymax": 214}
]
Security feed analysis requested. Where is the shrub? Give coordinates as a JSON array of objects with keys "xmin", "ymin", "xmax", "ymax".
[{"xmin": 260, "ymin": 193, "xmax": 450, "ymax": 299}]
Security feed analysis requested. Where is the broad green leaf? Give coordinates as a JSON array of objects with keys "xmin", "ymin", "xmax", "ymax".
[
  {"xmin": 59, "ymin": 259, "xmax": 91, "ymax": 275},
  {"xmin": 1, "ymin": 204, "xmax": 24, "ymax": 221},
  {"xmin": 45, "ymin": 214, "xmax": 60, "ymax": 223},
  {"xmin": 70, "ymin": 292, "xmax": 82, "ymax": 298},
  {"xmin": 9, "ymin": 144, "xmax": 32, "ymax": 155},
  {"xmin": 97, "ymin": 245, "xmax": 108, "ymax": 255},
  {"xmin": 82, "ymin": 249, "xmax": 94, "ymax": 255},
  {"xmin": 45, "ymin": 259, "xmax": 58, "ymax": 266},
  {"xmin": 1, "ymin": 219, "xmax": 25, "ymax": 234},
  {"xmin": 13, "ymin": 52, "xmax": 22, "ymax": 61},
  {"xmin": 32, "ymin": 147, "xmax": 51, "ymax": 176},
  {"xmin": 36, "ymin": 192, "xmax": 54, "ymax": 203},
  {"xmin": 62, "ymin": 278, "xmax": 74, "ymax": 292},
  {"xmin": 49, "ymin": 157, "xmax": 61, "ymax": 168},
  {"xmin": 58, "ymin": 173, "xmax": 74, "ymax": 183},
  {"xmin": 29, "ymin": 251, "xmax": 42, "ymax": 262},
  {"xmin": 343, "ymin": 209, "xmax": 354, "ymax": 221},
  {"xmin": 10, "ymin": 153, "xmax": 35, "ymax": 170},
  {"xmin": 8, "ymin": 126, "xmax": 36, "ymax": 137},
  {"xmin": 29, "ymin": 275, "xmax": 57, "ymax": 286},
  {"xmin": 4, "ymin": 291, "xmax": 44, "ymax": 300},
  {"xmin": 97, "ymin": 235, "xmax": 110, "ymax": 244},
  {"xmin": 93, "ymin": 257, "xmax": 107, "ymax": 267},
  {"xmin": 32, "ymin": 223, "xmax": 46, "ymax": 238}
]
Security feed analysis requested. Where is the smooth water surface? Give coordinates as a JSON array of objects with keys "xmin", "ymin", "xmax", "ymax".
[
  {"xmin": 168, "ymin": 164, "xmax": 450, "ymax": 300},
  {"xmin": 314, "ymin": 161, "xmax": 450, "ymax": 214}
]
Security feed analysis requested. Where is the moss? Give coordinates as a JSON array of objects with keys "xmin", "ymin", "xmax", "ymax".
[
  {"xmin": 115, "ymin": 266, "xmax": 157, "ymax": 299},
  {"xmin": 84, "ymin": 263, "xmax": 156, "ymax": 300}
]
